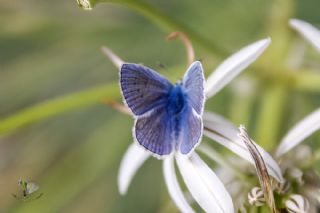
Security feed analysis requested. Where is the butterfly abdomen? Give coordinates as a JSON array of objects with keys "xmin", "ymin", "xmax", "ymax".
[{"xmin": 166, "ymin": 85, "xmax": 188, "ymax": 144}]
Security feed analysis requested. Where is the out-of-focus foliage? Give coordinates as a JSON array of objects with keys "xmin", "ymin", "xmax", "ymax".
[{"xmin": 0, "ymin": 0, "xmax": 320, "ymax": 212}]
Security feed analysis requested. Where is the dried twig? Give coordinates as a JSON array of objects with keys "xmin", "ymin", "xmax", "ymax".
[
  {"xmin": 238, "ymin": 125, "xmax": 277, "ymax": 213},
  {"xmin": 166, "ymin": 31, "xmax": 195, "ymax": 66},
  {"xmin": 102, "ymin": 100, "xmax": 132, "ymax": 116}
]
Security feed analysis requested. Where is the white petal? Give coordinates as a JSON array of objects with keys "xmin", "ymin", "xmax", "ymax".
[
  {"xmin": 101, "ymin": 46, "xmax": 125, "ymax": 69},
  {"xmin": 205, "ymin": 38, "xmax": 271, "ymax": 98},
  {"xmin": 203, "ymin": 111, "xmax": 284, "ymax": 183},
  {"xmin": 163, "ymin": 156, "xmax": 195, "ymax": 213},
  {"xmin": 176, "ymin": 152, "xmax": 234, "ymax": 213},
  {"xmin": 276, "ymin": 108, "xmax": 320, "ymax": 157},
  {"xmin": 118, "ymin": 143, "xmax": 150, "ymax": 195},
  {"xmin": 290, "ymin": 19, "xmax": 320, "ymax": 53}
]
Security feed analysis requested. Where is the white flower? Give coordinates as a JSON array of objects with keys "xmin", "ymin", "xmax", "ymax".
[
  {"xmin": 102, "ymin": 38, "xmax": 280, "ymax": 213},
  {"xmin": 290, "ymin": 19, "xmax": 320, "ymax": 53},
  {"xmin": 120, "ymin": 144, "xmax": 234, "ymax": 213}
]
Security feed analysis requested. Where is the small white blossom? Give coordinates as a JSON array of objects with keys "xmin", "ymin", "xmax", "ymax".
[{"xmin": 248, "ymin": 187, "xmax": 266, "ymax": 206}]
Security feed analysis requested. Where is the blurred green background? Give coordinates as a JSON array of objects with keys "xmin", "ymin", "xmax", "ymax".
[{"xmin": 0, "ymin": 0, "xmax": 320, "ymax": 212}]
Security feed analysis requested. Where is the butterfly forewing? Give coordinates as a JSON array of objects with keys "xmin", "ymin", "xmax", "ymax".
[
  {"xmin": 135, "ymin": 107, "xmax": 173, "ymax": 156},
  {"xmin": 182, "ymin": 61, "xmax": 205, "ymax": 115},
  {"xmin": 179, "ymin": 61, "xmax": 205, "ymax": 154},
  {"xmin": 120, "ymin": 64, "xmax": 173, "ymax": 116}
]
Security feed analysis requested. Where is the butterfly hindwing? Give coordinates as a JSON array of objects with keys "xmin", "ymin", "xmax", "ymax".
[
  {"xmin": 120, "ymin": 63, "xmax": 173, "ymax": 116},
  {"xmin": 182, "ymin": 61, "xmax": 205, "ymax": 115},
  {"xmin": 135, "ymin": 107, "xmax": 173, "ymax": 156},
  {"xmin": 179, "ymin": 106, "xmax": 203, "ymax": 154}
]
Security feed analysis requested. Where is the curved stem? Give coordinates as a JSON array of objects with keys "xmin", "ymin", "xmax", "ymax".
[
  {"xmin": 95, "ymin": 0, "xmax": 320, "ymax": 93},
  {"xmin": 166, "ymin": 31, "xmax": 195, "ymax": 66}
]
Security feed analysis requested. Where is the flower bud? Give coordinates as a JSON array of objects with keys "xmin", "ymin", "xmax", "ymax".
[
  {"xmin": 276, "ymin": 180, "xmax": 291, "ymax": 195},
  {"xmin": 248, "ymin": 187, "xmax": 266, "ymax": 206},
  {"xmin": 288, "ymin": 168, "xmax": 304, "ymax": 185},
  {"xmin": 285, "ymin": 194, "xmax": 310, "ymax": 213}
]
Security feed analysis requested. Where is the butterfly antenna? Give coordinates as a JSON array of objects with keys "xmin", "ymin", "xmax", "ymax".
[
  {"xmin": 156, "ymin": 62, "xmax": 165, "ymax": 69},
  {"xmin": 156, "ymin": 62, "xmax": 170, "ymax": 73}
]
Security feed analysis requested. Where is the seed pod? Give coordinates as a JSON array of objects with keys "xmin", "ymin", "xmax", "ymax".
[
  {"xmin": 285, "ymin": 194, "xmax": 310, "ymax": 213},
  {"xmin": 248, "ymin": 187, "xmax": 266, "ymax": 206}
]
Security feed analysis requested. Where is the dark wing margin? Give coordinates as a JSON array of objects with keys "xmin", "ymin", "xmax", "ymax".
[
  {"xmin": 182, "ymin": 61, "xmax": 205, "ymax": 115},
  {"xmin": 134, "ymin": 108, "xmax": 173, "ymax": 156},
  {"xmin": 120, "ymin": 63, "xmax": 173, "ymax": 116},
  {"xmin": 179, "ymin": 107, "xmax": 203, "ymax": 154}
]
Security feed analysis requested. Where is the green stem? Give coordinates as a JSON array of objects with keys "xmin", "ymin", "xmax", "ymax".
[
  {"xmin": 94, "ymin": 0, "xmax": 320, "ymax": 92},
  {"xmin": 94, "ymin": 0, "xmax": 227, "ymax": 57},
  {"xmin": 254, "ymin": 0, "xmax": 294, "ymax": 150},
  {"xmin": 93, "ymin": 0, "xmax": 320, "ymax": 94},
  {"xmin": 229, "ymin": 77, "xmax": 257, "ymax": 127},
  {"xmin": 0, "ymin": 83, "xmax": 119, "ymax": 134},
  {"xmin": 255, "ymin": 84, "xmax": 288, "ymax": 150}
]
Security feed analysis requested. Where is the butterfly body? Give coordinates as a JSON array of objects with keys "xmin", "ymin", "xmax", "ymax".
[
  {"xmin": 120, "ymin": 61, "xmax": 205, "ymax": 157},
  {"xmin": 166, "ymin": 84, "xmax": 186, "ymax": 116}
]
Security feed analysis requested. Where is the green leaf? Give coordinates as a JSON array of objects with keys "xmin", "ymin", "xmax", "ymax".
[{"xmin": 0, "ymin": 83, "xmax": 119, "ymax": 134}]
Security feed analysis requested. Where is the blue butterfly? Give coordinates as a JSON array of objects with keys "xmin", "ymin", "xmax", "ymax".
[{"xmin": 120, "ymin": 61, "xmax": 205, "ymax": 157}]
